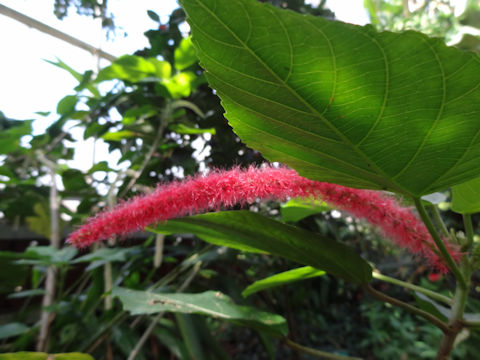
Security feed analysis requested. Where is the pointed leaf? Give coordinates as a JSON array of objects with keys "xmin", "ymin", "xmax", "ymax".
[
  {"xmin": 113, "ymin": 287, "xmax": 288, "ymax": 337},
  {"xmin": 242, "ymin": 266, "xmax": 326, "ymax": 297},
  {"xmin": 180, "ymin": 0, "xmax": 480, "ymax": 196},
  {"xmin": 150, "ymin": 210, "xmax": 372, "ymax": 284}
]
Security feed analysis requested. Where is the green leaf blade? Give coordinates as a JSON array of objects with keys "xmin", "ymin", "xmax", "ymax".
[
  {"xmin": 451, "ymin": 176, "xmax": 480, "ymax": 214},
  {"xmin": 150, "ymin": 211, "xmax": 372, "ymax": 284},
  {"xmin": 242, "ymin": 266, "xmax": 326, "ymax": 298},
  {"xmin": 113, "ymin": 287, "xmax": 288, "ymax": 337},
  {"xmin": 180, "ymin": 0, "xmax": 480, "ymax": 196}
]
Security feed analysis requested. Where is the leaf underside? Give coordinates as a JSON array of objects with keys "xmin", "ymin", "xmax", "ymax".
[
  {"xmin": 180, "ymin": 0, "xmax": 480, "ymax": 197},
  {"xmin": 151, "ymin": 211, "xmax": 372, "ymax": 284}
]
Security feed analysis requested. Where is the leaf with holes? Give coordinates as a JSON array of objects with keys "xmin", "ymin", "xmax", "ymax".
[
  {"xmin": 113, "ymin": 287, "xmax": 288, "ymax": 337},
  {"xmin": 180, "ymin": 0, "xmax": 480, "ymax": 197}
]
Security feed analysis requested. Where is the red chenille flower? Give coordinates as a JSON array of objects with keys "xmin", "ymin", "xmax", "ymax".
[{"xmin": 67, "ymin": 165, "xmax": 458, "ymax": 271}]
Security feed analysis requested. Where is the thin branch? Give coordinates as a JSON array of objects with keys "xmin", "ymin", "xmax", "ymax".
[
  {"xmin": 364, "ymin": 284, "xmax": 451, "ymax": 334},
  {"xmin": 0, "ymin": 4, "xmax": 116, "ymax": 62},
  {"xmin": 119, "ymin": 113, "xmax": 168, "ymax": 198},
  {"xmin": 127, "ymin": 262, "xmax": 203, "ymax": 360},
  {"xmin": 431, "ymin": 206, "xmax": 450, "ymax": 239},
  {"xmin": 36, "ymin": 165, "xmax": 61, "ymax": 351},
  {"xmin": 372, "ymin": 271, "xmax": 452, "ymax": 306},
  {"xmin": 153, "ymin": 234, "xmax": 165, "ymax": 268},
  {"xmin": 283, "ymin": 338, "xmax": 363, "ymax": 360},
  {"xmin": 462, "ymin": 214, "xmax": 474, "ymax": 252}
]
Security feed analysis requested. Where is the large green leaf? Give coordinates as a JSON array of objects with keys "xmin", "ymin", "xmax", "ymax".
[
  {"xmin": 180, "ymin": 0, "xmax": 480, "ymax": 196},
  {"xmin": 113, "ymin": 287, "xmax": 288, "ymax": 337},
  {"xmin": 150, "ymin": 211, "xmax": 372, "ymax": 284}
]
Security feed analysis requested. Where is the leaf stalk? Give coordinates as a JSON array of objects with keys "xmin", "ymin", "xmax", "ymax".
[{"xmin": 413, "ymin": 198, "xmax": 466, "ymax": 289}]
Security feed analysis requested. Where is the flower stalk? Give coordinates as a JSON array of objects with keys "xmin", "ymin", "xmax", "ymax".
[{"xmin": 69, "ymin": 165, "xmax": 459, "ymax": 272}]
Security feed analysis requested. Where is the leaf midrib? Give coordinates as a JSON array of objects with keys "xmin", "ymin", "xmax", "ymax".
[{"xmin": 192, "ymin": 0, "xmax": 407, "ymax": 194}]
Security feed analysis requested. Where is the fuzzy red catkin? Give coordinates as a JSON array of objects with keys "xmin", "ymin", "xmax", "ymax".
[{"xmin": 67, "ymin": 165, "xmax": 459, "ymax": 272}]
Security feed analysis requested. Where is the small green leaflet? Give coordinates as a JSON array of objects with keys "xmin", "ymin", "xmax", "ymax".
[{"xmin": 242, "ymin": 266, "xmax": 326, "ymax": 297}]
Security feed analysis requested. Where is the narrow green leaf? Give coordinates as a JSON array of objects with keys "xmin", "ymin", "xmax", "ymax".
[
  {"xmin": 53, "ymin": 354, "xmax": 94, "ymax": 360},
  {"xmin": 0, "ymin": 323, "xmax": 29, "ymax": 340},
  {"xmin": 102, "ymin": 130, "xmax": 134, "ymax": 141},
  {"xmin": 176, "ymin": 314, "xmax": 207, "ymax": 360},
  {"xmin": 0, "ymin": 353, "xmax": 47, "ymax": 360},
  {"xmin": 180, "ymin": 0, "xmax": 480, "ymax": 196},
  {"xmin": 169, "ymin": 123, "xmax": 216, "ymax": 135},
  {"xmin": 242, "ymin": 266, "xmax": 326, "ymax": 297},
  {"xmin": 8, "ymin": 289, "xmax": 45, "ymax": 299},
  {"xmin": 150, "ymin": 211, "xmax": 372, "ymax": 284},
  {"xmin": 0, "ymin": 353, "xmax": 94, "ymax": 360},
  {"xmin": 73, "ymin": 247, "xmax": 140, "ymax": 264},
  {"xmin": 414, "ymin": 292, "xmax": 450, "ymax": 321},
  {"xmin": 451, "ymin": 176, "xmax": 480, "ymax": 214},
  {"xmin": 45, "ymin": 58, "xmax": 100, "ymax": 98},
  {"xmin": 147, "ymin": 10, "xmax": 160, "ymax": 22},
  {"xmin": 113, "ymin": 287, "xmax": 288, "ymax": 337}
]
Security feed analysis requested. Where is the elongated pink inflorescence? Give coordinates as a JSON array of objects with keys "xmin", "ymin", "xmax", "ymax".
[{"xmin": 68, "ymin": 165, "xmax": 459, "ymax": 271}]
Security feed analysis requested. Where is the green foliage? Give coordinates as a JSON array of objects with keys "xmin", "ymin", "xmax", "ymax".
[
  {"xmin": 152, "ymin": 210, "xmax": 372, "ymax": 284},
  {"xmin": 3, "ymin": 0, "xmax": 480, "ymax": 358},
  {"xmin": 181, "ymin": 0, "xmax": 480, "ymax": 197}
]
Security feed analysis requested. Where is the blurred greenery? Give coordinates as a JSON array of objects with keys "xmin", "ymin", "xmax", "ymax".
[{"xmin": 1, "ymin": 0, "xmax": 480, "ymax": 359}]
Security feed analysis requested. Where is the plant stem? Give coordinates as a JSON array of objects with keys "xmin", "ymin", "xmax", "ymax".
[
  {"xmin": 119, "ymin": 106, "xmax": 169, "ymax": 199},
  {"xmin": 372, "ymin": 271, "xmax": 452, "ymax": 305},
  {"xmin": 435, "ymin": 261, "xmax": 471, "ymax": 359},
  {"xmin": 462, "ymin": 214, "xmax": 474, "ymax": 251},
  {"xmin": 364, "ymin": 284, "xmax": 450, "ymax": 333},
  {"xmin": 36, "ymin": 163, "xmax": 61, "ymax": 352},
  {"xmin": 432, "ymin": 206, "xmax": 450, "ymax": 239},
  {"xmin": 413, "ymin": 198, "xmax": 466, "ymax": 289},
  {"xmin": 127, "ymin": 261, "xmax": 202, "ymax": 360},
  {"xmin": 153, "ymin": 234, "xmax": 165, "ymax": 268},
  {"xmin": 283, "ymin": 338, "xmax": 363, "ymax": 360},
  {"xmin": 104, "ymin": 261, "xmax": 113, "ymax": 310}
]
